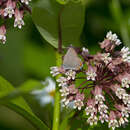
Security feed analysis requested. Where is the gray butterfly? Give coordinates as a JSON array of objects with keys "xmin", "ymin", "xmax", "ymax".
[{"xmin": 62, "ymin": 48, "xmax": 83, "ymax": 70}]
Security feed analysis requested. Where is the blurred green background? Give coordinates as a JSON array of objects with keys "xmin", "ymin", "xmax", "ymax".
[{"xmin": 0, "ymin": 0, "xmax": 130, "ymax": 129}]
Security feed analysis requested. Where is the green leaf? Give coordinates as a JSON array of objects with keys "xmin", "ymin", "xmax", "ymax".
[
  {"xmin": 56, "ymin": 0, "xmax": 70, "ymax": 5},
  {"xmin": 0, "ymin": 76, "xmax": 49, "ymax": 130},
  {"xmin": 59, "ymin": 111, "xmax": 75, "ymax": 130},
  {"xmin": 17, "ymin": 80, "xmax": 43, "ymax": 94},
  {"xmin": 0, "ymin": 79, "xmax": 44, "ymax": 102},
  {"xmin": 32, "ymin": 0, "xmax": 86, "ymax": 48}
]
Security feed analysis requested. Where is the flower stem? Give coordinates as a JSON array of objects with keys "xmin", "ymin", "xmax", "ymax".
[
  {"xmin": 53, "ymin": 6, "xmax": 64, "ymax": 130},
  {"xmin": 52, "ymin": 52, "xmax": 62, "ymax": 130}
]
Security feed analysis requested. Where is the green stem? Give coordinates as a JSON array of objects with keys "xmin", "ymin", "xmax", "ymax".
[{"xmin": 52, "ymin": 52, "xmax": 62, "ymax": 130}]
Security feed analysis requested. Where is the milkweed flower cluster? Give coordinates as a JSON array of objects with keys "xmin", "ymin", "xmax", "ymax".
[
  {"xmin": 50, "ymin": 31, "xmax": 130, "ymax": 130},
  {"xmin": 0, "ymin": 0, "xmax": 31, "ymax": 44}
]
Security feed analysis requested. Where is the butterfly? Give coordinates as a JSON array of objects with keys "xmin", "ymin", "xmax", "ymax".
[{"xmin": 62, "ymin": 47, "xmax": 83, "ymax": 71}]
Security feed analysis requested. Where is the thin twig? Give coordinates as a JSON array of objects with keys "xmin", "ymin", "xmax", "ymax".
[{"xmin": 58, "ymin": 7, "xmax": 64, "ymax": 53}]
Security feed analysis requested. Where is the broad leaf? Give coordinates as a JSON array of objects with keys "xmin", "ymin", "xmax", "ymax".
[
  {"xmin": 0, "ymin": 79, "xmax": 44, "ymax": 101},
  {"xmin": 0, "ymin": 76, "xmax": 49, "ymax": 130},
  {"xmin": 32, "ymin": 0, "xmax": 86, "ymax": 48}
]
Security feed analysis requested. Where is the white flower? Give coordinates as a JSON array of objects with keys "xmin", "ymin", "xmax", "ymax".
[
  {"xmin": 95, "ymin": 94, "xmax": 105, "ymax": 104},
  {"xmin": 57, "ymin": 77, "xmax": 67, "ymax": 87},
  {"xmin": 121, "ymin": 108, "xmax": 129, "ymax": 118},
  {"xmin": 98, "ymin": 104, "xmax": 108, "ymax": 114},
  {"xmin": 106, "ymin": 31, "xmax": 121, "ymax": 45},
  {"xmin": 31, "ymin": 77, "xmax": 55, "ymax": 106},
  {"xmin": 61, "ymin": 97, "xmax": 70, "ymax": 107},
  {"xmin": 99, "ymin": 114, "xmax": 108, "ymax": 123},
  {"xmin": 0, "ymin": 34, "xmax": 6, "ymax": 44},
  {"xmin": 122, "ymin": 93, "xmax": 130, "ymax": 105},
  {"xmin": 21, "ymin": 0, "xmax": 31, "ymax": 5},
  {"xmin": 85, "ymin": 105, "xmax": 96, "ymax": 116},
  {"xmin": 87, "ymin": 115, "xmax": 98, "ymax": 126},
  {"xmin": 82, "ymin": 47, "xmax": 89, "ymax": 53},
  {"xmin": 108, "ymin": 119, "xmax": 119, "ymax": 130},
  {"xmin": 73, "ymin": 99, "xmax": 84, "ymax": 110},
  {"xmin": 14, "ymin": 18, "xmax": 24, "ymax": 29},
  {"xmin": 101, "ymin": 53, "xmax": 112, "ymax": 64},
  {"xmin": 115, "ymin": 87, "xmax": 126, "ymax": 99},
  {"xmin": 14, "ymin": 9, "xmax": 24, "ymax": 29},
  {"xmin": 65, "ymin": 70, "xmax": 76, "ymax": 80},
  {"xmin": 119, "ymin": 117, "xmax": 128, "ymax": 126},
  {"xmin": 0, "ymin": 25, "xmax": 6, "ymax": 44},
  {"xmin": 4, "ymin": 6, "xmax": 14, "ymax": 18},
  {"xmin": 121, "ymin": 47, "xmax": 130, "ymax": 62},
  {"xmin": 60, "ymin": 86, "xmax": 69, "ymax": 97},
  {"xmin": 86, "ymin": 70, "xmax": 97, "ymax": 81},
  {"xmin": 4, "ymin": 0, "xmax": 15, "ymax": 18},
  {"xmin": 50, "ymin": 66, "xmax": 60, "ymax": 77},
  {"xmin": 122, "ymin": 78, "xmax": 130, "ymax": 88}
]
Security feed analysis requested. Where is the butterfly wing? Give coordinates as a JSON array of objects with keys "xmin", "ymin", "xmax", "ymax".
[{"xmin": 63, "ymin": 48, "xmax": 83, "ymax": 70}]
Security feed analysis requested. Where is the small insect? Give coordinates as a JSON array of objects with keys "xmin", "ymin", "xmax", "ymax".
[{"xmin": 62, "ymin": 47, "xmax": 83, "ymax": 70}]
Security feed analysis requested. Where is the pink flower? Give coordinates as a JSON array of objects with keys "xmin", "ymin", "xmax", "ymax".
[
  {"xmin": 75, "ymin": 93, "xmax": 84, "ymax": 101},
  {"xmin": 0, "ymin": 9, "xmax": 4, "ymax": 18},
  {"xmin": 86, "ymin": 65, "xmax": 97, "ymax": 81},
  {"xmin": 65, "ymin": 70, "xmax": 76, "ymax": 80},
  {"xmin": 106, "ymin": 31, "xmax": 121, "ymax": 45},
  {"xmin": 100, "ymin": 39, "xmax": 115, "ymax": 52},
  {"xmin": 115, "ymin": 104, "xmax": 129, "ymax": 118},
  {"xmin": 73, "ymin": 99, "xmax": 84, "ymax": 110},
  {"xmin": 109, "ymin": 111, "xmax": 116, "ymax": 121},
  {"xmin": 101, "ymin": 53, "xmax": 112, "ymax": 64},
  {"xmin": 60, "ymin": 87, "xmax": 69, "ymax": 97},
  {"xmin": 56, "ymin": 77, "xmax": 67, "ymax": 87},
  {"xmin": 87, "ymin": 98, "xmax": 95, "ymax": 106},
  {"xmin": 4, "ymin": 0, "xmax": 16, "ymax": 18},
  {"xmin": 50, "ymin": 66, "xmax": 65, "ymax": 77},
  {"xmin": 116, "ymin": 72, "xmax": 130, "ymax": 88},
  {"xmin": 68, "ymin": 84, "xmax": 78, "ymax": 94},
  {"xmin": 108, "ymin": 111, "xmax": 119, "ymax": 130},
  {"xmin": 14, "ymin": 9, "xmax": 24, "ymax": 29},
  {"xmin": 50, "ymin": 31, "xmax": 130, "ymax": 129},
  {"xmin": 108, "ymin": 58, "xmax": 123, "ymax": 72},
  {"xmin": 94, "ymin": 86, "xmax": 102, "ymax": 95},
  {"xmin": 0, "ymin": 25, "xmax": 6, "ymax": 44},
  {"xmin": 87, "ymin": 115, "xmax": 98, "ymax": 126},
  {"xmin": 73, "ymin": 93, "xmax": 85, "ymax": 110},
  {"xmin": 85, "ymin": 98, "xmax": 96, "ymax": 116},
  {"xmin": 94, "ymin": 86, "xmax": 105, "ymax": 104}
]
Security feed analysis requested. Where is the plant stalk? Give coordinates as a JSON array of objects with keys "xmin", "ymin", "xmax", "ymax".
[
  {"xmin": 53, "ymin": 5, "xmax": 64, "ymax": 130},
  {"xmin": 52, "ymin": 52, "xmax": 62, "ymax": 130}
]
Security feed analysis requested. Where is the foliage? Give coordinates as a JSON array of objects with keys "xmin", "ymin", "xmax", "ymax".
[{"xmin": 32, "ymin": 0, "xmax": 86, "ymax": 48}]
